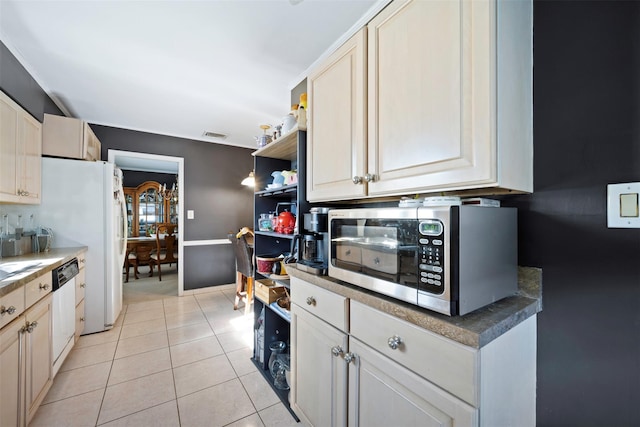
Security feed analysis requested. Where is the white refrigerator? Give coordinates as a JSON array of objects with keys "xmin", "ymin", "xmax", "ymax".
[{"xmin": 36, "ymin": 157, "xmax": 127, "ymax": 335}]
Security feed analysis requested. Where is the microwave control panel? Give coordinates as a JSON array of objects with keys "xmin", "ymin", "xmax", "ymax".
[{"xmin": 418, "ymin": 219, "xmax": 445, "ymax": 294}]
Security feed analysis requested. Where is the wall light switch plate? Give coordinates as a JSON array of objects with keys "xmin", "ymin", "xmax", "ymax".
[
  {"xmin": 187, "ymin": 210, "xmax": 195, "ymax": 220},
  {"xmin": 607, "ymin": 183, "xmax": 640, "ymax": 228}
]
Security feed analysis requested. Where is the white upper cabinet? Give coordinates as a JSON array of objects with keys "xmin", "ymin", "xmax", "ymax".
[
  {"xmin": 307, "ymin": 28, "xmax": 367, "ymax": 201},
  {"xmin": 307, "ymin": 0, "xmax": 532, "ymax": 202},
  {"xmin": 43, "ymin": 114, "xmax": 101, "ymax": 161},
  {"xmin": 0, "ymin": 90, "xmax": 42, "ymax": 204}
]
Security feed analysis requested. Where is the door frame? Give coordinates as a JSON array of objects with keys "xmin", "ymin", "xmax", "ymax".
[{"xmin": 107, "ymin": 149, "xmax": 185, "ymax": 296}]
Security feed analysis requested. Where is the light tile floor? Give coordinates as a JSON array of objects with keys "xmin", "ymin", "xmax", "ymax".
[{"xmin": 30, "ymin": 285, "xmax": 299, "ymax": 427}]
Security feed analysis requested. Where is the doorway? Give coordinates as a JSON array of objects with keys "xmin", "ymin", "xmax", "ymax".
[{"xmin": 108, "ymin": 149, "xmax": 185, "ymax": 298}]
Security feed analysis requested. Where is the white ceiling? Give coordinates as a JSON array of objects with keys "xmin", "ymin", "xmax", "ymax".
[{"xmin": 0, "ymin": 0, "xmax": 382, "ymax": 150}]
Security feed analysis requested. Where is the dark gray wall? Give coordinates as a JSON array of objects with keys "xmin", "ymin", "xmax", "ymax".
[
  {"xmin": 122, "ymin": 171, "xmax": 176, "ymax": 189},
  {"xmin": 0, "ymin": 41, "xmax": 63, "ymax": 120},
  {"xmin": 92, "ymin": 125, "xmax": 254, "ymax": 290},
  {"xmin": 503, "ymin": 2, "xmax": 640, "ymax": 425}
]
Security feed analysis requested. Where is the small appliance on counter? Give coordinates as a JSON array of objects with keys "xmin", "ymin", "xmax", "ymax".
[
  {"xmin": 293, "ymin": 207, "xmax": 330, "ymax": 275},
  {"xmin": 329, "ymin": 206, "xmax": 517, "ymax": 316}
]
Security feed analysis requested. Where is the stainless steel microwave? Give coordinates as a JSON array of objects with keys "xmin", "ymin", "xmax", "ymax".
[{"xmin": 328, "ymin": 206, "xmax": 517, "ymax": 316}]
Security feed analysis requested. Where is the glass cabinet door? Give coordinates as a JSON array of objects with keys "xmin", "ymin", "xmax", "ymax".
[
  {"xmin": 138, "ymin": 185, "xmax": 164, "ymax": 236},
  {"xmin": 124, "ymin": 189, "xmax": 136, "ymax": 237}
]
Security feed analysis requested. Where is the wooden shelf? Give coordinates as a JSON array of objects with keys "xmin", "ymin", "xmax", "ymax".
[{"xmin": 252, "ymin": 125, "xmax": 306, "ymax": 161}]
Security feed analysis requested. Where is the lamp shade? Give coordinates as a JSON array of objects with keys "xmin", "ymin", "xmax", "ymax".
[{"xmin": 241, "ymin": 171, "xmax": 255, "ymax": 187}]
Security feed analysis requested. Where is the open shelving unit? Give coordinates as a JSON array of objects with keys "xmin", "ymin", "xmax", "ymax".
[{"xmin": 251, "ymin": 126, "xmax": 307, "ymax": 420}]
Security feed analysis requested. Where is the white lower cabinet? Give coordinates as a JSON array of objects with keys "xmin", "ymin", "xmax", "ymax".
[
  {"xmin": 291, "ymin": 304, "xmax": 348, "ymax": 427},
  {"xmin": 0, "ymin": 293, "xmax": 52, "ymax": 427},
  {"xmin": 348, "ymin": 337, "xmax": 476, "ymax": 427},
  {"xmin": 291, "ymin": 278, "xmax": 536, "ymax": 427}
]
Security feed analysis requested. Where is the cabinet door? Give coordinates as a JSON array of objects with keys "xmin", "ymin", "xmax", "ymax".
[
  {"xmin": 0, "ymin": 318, "xmax": 24, "ymax": 427},
  {"xmin": 0, "ymin": 91, "xmax": 20, "ymax": 201},
  {"xmin": 348, "ymin": 338, "xmax": 477, "ymax": 427},
  {"xmin": 291, "ymin": 303, "xmax": 348, "ymax": 427},
  {"xmin": 367, "ymin": 0, "xmax": 494, "ymax": 196},
  {"xmin": 307, "ymin": 28, "xmax": 367, "ymax": 202},
  {"xmin": 17, "ymin": 111, "xmax": 42, "ymax": 203},
  {"xmin": 24, "ymin": 295, "xmax": 52, "ymax": 423}
]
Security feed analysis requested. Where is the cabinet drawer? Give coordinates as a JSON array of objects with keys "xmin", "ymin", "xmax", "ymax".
[
  {"xmin": 0, "ymin": 287, "xmax": 25, "ymax": 329},
  {"xmin": 75, "ymin": 268, "xmax": 86, "ymax": 304},
  {"xmin": 291, "ymin": 277, "xmax": 348, "ymax": 332},
  {"xmin": 350, "ymin": 300, "xmax": 479, "ymax": 406},
  {"xmin": 25, "ymin": 274, "xmax": 52, "ymax": 308}
]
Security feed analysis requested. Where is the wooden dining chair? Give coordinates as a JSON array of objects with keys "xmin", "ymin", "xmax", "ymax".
[
  {"xmin": 154, "ymin": 223, "xmax": 178, "ymax": 267},
  {"xmin": 129, "ymin": 242, "xmax": 162, "ymax": 281},
  {"xmin": 228, "ymin": 232, "xmax": 254, "ymax": 314}
]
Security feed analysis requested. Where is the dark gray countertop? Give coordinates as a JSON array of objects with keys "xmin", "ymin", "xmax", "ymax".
[
  {"xmin": 286, "ymin": 266, "xmax": 542, "ymax": 349},
  {"xmin": 0, "ymin": 247, "xmax": 87, "ymax": 297}
]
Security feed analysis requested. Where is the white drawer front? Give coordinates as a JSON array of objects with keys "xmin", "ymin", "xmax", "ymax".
[
  {"xmin": 350, "ymin": 300, "xmax": 478, "ymax": 406},
  {"xmin": 0, "ymin": 286, "xmax": 25, "ymax": 329},
  {"xmin": 291, "ymin": 277, "xmax": 348, "ymax": 332},
  {"xmin": 25, "ymin": 274, "xmax": 52, "ymax": 308}
]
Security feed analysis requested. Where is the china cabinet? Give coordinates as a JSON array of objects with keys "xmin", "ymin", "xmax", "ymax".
[
  {"xmin": 124, "ymin": 181, "xmax": 178, "ymax": 237},
  {"xmin": 0, "ymin": 89, "xmax": 42, "ymax": 204},
  {"xmin": 307, "ymin": 0, "xmax": 533, "ymax": 202},
  {"xmin": 42, "ymin": 113, "xmax": 101, "ymax": 161}
]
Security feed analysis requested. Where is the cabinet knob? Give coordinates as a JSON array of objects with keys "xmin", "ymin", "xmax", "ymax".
[
  {"xmin": 343, "ymin": 352, "xmax": 356, "ymax": 364},
  {"xmin": 26, "ymin": 321, "xmax": 38, "ymax": 333},
  {"xmin": 331, "ymin": 346, "xmax": 344, "ymax": 357},
  {"xmin": 306, "ymin": 296, "xmax": 316, "ymax": 306},
  {"xmin": 80, "ymin": 258, "xmax": 86, "ymax": 264},
  {"xmin": 364, "ymin": 174, "xmax": 377, "ymax": 183},
  {"xmin": 0, "ymin": 305, "xmax": 17, "ymax": 315},
  {"xmin": 39, "ymin": 283, "xmax": 50, "ymax": 290},
  {"xmin": 352, "ymin": 176, "xmax": 363, "ymax": 185},
  {"xmin": 80, "ymin": 283, "xmax": 86, "ymax": 288},
  {"xmin": 80, "ymin": 317, "xmax": 85, "ymax": 322},
  {"xmin": 387, "ymin": 335, "xmax": 403, "ymax": 350}
]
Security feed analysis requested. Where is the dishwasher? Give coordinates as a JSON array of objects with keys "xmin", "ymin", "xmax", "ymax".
[{"xmin": 52, "ymin": 258, "xmax": 79, "ymax": 376}]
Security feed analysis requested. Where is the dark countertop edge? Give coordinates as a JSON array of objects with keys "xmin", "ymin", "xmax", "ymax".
[
  {"xmin": 286, "ymin": 266, "xmax": 542, "ymax": 349},
  {"xmin": 0, "ymin": 247, "xmax": 88, "ymax": 297}
]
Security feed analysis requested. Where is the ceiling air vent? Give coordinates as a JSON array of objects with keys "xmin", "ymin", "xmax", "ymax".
[{"xmin": 203, "ymin": 131, "xmax": 228, "ymax": 139}]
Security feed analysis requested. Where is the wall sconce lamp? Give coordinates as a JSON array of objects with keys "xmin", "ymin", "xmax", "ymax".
[{"xmin": 241, "ymin": 171, "xmax": 255, "ymax": 187}]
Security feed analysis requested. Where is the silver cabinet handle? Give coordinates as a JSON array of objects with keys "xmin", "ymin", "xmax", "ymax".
[
  {"xmin": 344, "ymin": 352, "xmax": 356, "ymax": 364},
  {"xmin": 352, "ymin": 176, "xmax": 363, "ymax": 184},
  {"xmin": 387, "ymin": 335, "xmax": 403, "ymax": 350},
  {"xmin": 1, "ymin": 305, "xmax": 17, "ymax": 315},
  {"xmin": 80, "ymin": 283, "xmax": 86, "ymax": 288},
  {"xmin": 80, "ymin": 317, "xmax": 85, "ymax": 322},
  {"xmin": 39, "ymin": 283, "xmax": 50, "ymax": 290},
  {"xmin": 26, "ymin": 321, "xmax": 38, "ymax": 333},
  {"xmin": 331, "ymin": 346, "xmax": 344, "ymax": 357},
  {"xmin": 364, "ymin": 173, "xmax": 377, "ymax": 182},
  {"xmin": 306, "ymin": 296, "xmax": 316, "ymax": 306},
  {"xmin": 80, "ymin": 258, "xmax": 86, "ymax": 264}
]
